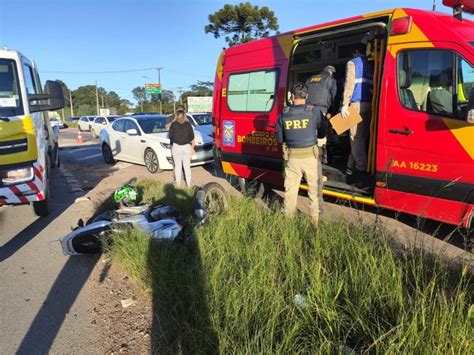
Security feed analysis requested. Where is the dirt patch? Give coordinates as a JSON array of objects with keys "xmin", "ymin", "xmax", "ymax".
[{"xmin": 88, "ymin": 256, "xmax": 153, "ymax": 354}]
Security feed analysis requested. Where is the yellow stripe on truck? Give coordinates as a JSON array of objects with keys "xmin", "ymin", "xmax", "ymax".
[
  {"xmin": 388, "ymin": 9, "xmax": 434, "ymax": 57},
  {"xmin": 442, "ymin": 117, "xmax": 474, "ymax": 160},
  {"xmin": 0, "ymin": 115, "xmax": 38, "ymax": 165}
]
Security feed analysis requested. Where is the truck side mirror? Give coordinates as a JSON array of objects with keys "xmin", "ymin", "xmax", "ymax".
[
  {"xmin": 29, "ymin": 80, "xmax": 65, "ymax": 112},
  {"xmin": 44, "ymin": 80, "xmax": 65, "ymax": 111}
]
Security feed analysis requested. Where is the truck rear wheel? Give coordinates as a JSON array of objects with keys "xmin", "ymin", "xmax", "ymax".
[
  {"xmin": 33, "ymin": 197, "xmax": 49, "ymax": 217},
  {"xmin": 33, "ymin": 157, "xmax": 51, "ymax": 217}
]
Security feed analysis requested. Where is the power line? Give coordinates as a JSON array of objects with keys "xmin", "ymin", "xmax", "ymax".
[
  {"xmin": 43, "ymin": 67, "xmax": 157, "ymax": 74},
  {"xmin": 43, "ymin": 67, "xmax": 213, "ymax": 79}
]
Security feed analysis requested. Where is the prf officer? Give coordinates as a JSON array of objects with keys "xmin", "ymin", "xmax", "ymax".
[{"xmin": 276, "ymin": 82, "xmax": 327, "ymax": 225}]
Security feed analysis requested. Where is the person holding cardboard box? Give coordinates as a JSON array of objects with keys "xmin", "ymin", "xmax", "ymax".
[{"xmin": 340, "ymin": 43, "xmax": 373, "ymax": 180}]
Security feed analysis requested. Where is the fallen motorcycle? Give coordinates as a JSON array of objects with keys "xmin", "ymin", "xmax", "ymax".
[
  {"xmin": 61, "ymin": 204, "xmax": 183, "ymax": 255},
  {"xmin": 60, "ymin": 182, "xmax": 229, "ymax": 256}
]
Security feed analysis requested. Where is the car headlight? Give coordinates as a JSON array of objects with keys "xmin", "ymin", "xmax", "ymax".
[
  {"xmin": 160, "ymin": 142, "xmax": 172, "ymax": 149},
  {"xmin": 1, "ymin": 167, "xmax": 34, "ymax": 185}
]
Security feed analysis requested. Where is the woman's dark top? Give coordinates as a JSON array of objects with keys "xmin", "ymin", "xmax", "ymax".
[{"xmin": 169, "ymin": 121, "xmax": 194, "ymax": 145}]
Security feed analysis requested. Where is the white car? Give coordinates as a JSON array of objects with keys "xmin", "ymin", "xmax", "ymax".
[
  {"xmin": 49, "ymin": 117, "xmax": 65, "ymax": 129},
  {"xmin": 77, "ymin": 116, "xmax": 96, "ymax": 131},
  {"xmin": 187, "ymin": 112, "xmax": 213, "ymax": 138},
  {"xmin": 99, "ymin": 115, "xmax": 213, "ymax": 172},
  {"xmin": 90, "ymin": 115, "xmax": 121, "ymax": 138}
]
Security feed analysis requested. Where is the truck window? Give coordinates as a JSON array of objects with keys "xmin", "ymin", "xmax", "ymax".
[
  {"xmin": 397, "ymin": 50, "xmax": 455, "ymax": 117},
  {"xmin": 227, "ymin": 70, "xmax": 277, "ymax": 112},
  {"xmin": 0, "ymin": 59, "xmax": 23, "ymax": 116},
  {"xmin": 23, "ymin": 64, "xmax": 39, "ymax": 95},
  {"xmin": 457, "ymin": 57, "xmax": 474, "ymax": 117}
]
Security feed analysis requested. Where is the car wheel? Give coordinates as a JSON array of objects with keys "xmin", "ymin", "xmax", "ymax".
[
  {"xmin": 144, "ymin": 149, "xmax": 162, "ymax": 173},
  {"xmin": 78, "ymin": 125, "xmax": 83, "ymax": 132},
  {"xmin": 102, "ymin": 143, "xmax": 115, "ymax": 164},
  {"xmin": 88, "ymin": 125, "xmax": 92, "ymax": 132}
]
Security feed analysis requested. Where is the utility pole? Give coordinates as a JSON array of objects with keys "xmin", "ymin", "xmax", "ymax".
[
  {"xmin": 95, "ymin": 81, "xmax": 100, "ymax": 115},
  {"xmin": 432, "ymin": 0, "xmax": 436, "ymax": 11},
  {"xmin": 101, "ymin": 95, "xmax": 105, "ymax": 109},
  {"xmin": 69, "ymin": 90, "xmax": 74, "ymax": 117},
  {"xmin": 156, "ymin": 67, "xmax": 163, "ymax": 114},
  {"xmin": 177, "ymin": 87, "xmax": 184, "ymax": 106}
]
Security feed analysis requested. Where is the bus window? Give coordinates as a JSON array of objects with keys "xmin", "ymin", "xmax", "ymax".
[
  {"xmin": 397, "ymin": 50, "xmax": 454, "ymax": 116},
  {"xmin": 227, "ymin": 70, "xmax": 277, "ymax": 112}
]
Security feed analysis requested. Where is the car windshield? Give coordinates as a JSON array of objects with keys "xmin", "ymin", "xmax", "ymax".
[
  {"xmin": 107, "ymin": 117, "xmax": 117, "ymax": 122},
  {"xmin": 0, "ymin": 59, "xmax": 23, "ymax": 117},
  {"xmin": 192, "ymin": 113, "xmax": 212, "ymax": 125},
  {"xmin": 136, "ymin": 116, "xmax": 168, "ymax": 133}
]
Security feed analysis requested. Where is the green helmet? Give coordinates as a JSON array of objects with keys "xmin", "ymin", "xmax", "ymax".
[{"xmin": 114, "ymin": 184, "xmax": 138, "ymax": 207}]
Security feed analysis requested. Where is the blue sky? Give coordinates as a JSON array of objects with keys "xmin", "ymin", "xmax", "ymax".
[{"xmin": 0, "ymin": 0, "xmax": 459, "ymax": 102}]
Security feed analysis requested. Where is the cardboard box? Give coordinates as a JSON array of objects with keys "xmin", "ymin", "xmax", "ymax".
[{"xmin": 329, "ymin": 105, "xmax": 363, "ymax": 135}]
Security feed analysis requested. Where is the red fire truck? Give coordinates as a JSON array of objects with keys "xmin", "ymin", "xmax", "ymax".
[{"xmin": 212, "ymin": 1, "xmax": 474, "ymax": 228}]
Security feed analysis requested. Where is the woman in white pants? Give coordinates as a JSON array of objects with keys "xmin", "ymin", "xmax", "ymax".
[{"xmin": 169, "ymin": 112, "xmax": 195, "ymax": 187}]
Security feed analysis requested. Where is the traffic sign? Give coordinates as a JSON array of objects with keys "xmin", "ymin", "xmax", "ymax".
[{"xmin": 145, "ymin": 83, "xmax": 161, "ymax": 94}]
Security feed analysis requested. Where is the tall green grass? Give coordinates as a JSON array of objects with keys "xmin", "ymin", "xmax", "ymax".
[{"xmin": 109, "ymin": 180, "xmax": 473, "ymax": 353}]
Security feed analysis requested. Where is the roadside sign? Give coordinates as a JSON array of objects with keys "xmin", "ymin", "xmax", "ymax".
[
  {"xmin": 145, "ymin": 83, "xmax": 161, "ymax": 94},
  {"xmin": 187, "ymin": 96, "xmax": 212, "ymax": 113},
  {"xmin": 100, "ymin": 108, "xmax": 110, "ymax": 116}
]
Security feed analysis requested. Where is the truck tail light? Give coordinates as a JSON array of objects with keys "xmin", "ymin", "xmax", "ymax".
[{"xmin": 390, "ymin": 16, "xmax": 413, "ymax": 36}]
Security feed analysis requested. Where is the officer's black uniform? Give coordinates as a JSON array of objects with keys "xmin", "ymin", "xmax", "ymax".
[
  {"xmin": 275, "ymin": 104, "xmax": 327, "ymax": 224},
  {"xmin": 305, "ymin": 71, "xmax": 337, "ymax": 115},
  {"xmin": 275, "ymin": 105, "xmax": 327, "ymax": 148}
]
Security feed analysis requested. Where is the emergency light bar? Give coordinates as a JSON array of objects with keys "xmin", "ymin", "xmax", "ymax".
[
  {"xmin": 390, "ymin": 16, "xmax": 413, "ymax": 35},
  {"xmin": 443, "ymin": 0, "xmax": 474, "ymax": 19}
]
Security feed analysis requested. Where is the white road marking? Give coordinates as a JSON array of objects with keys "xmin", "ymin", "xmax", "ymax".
[
  {"xmin": 64, "ymin": 147, "xmax": 99, "ymax": 154},
  {"xmin": 75, "ymin": 153, "xmax": 102, "ymax": 162}
]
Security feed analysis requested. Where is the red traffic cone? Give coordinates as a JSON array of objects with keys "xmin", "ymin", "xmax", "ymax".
[{"xmin": 77, "ymin": 130, "xmax": 84, "ymax": 144}]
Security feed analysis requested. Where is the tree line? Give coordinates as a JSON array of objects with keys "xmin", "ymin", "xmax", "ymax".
[{"xmin": 56, "ymin": 80, "xmax": 214, "ymax": 119}]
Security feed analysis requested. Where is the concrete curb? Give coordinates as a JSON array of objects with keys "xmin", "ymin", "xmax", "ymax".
[{"xmin": 59, "ymin": 165, "xmax": 85, "ymax": 196}]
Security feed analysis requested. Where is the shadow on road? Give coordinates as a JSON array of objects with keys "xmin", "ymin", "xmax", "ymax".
[
  {"xmin": 16, "ymin": 255, "xmax": 98, "ymax": 354},
  {"xmin": 148, "ymin": 184, "xmax": 218, "ymax": 353},
  {"xmin": 0, "ymin": 170, "xmax": 75, "ymax": 262},
  {"xmin": 0, "ymin": 168, "xmax": 100, "ymax": 353}
]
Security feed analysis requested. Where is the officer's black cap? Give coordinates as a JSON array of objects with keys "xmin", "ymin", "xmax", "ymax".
[{"xmin": 291, "ymin": 82, "xmax": 308, "ymax": 99}]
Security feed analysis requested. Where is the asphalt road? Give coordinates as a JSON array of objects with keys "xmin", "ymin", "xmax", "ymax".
[{"xmin": 0, "ymin": 168, "xmax": 100, "ymax": 354}]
